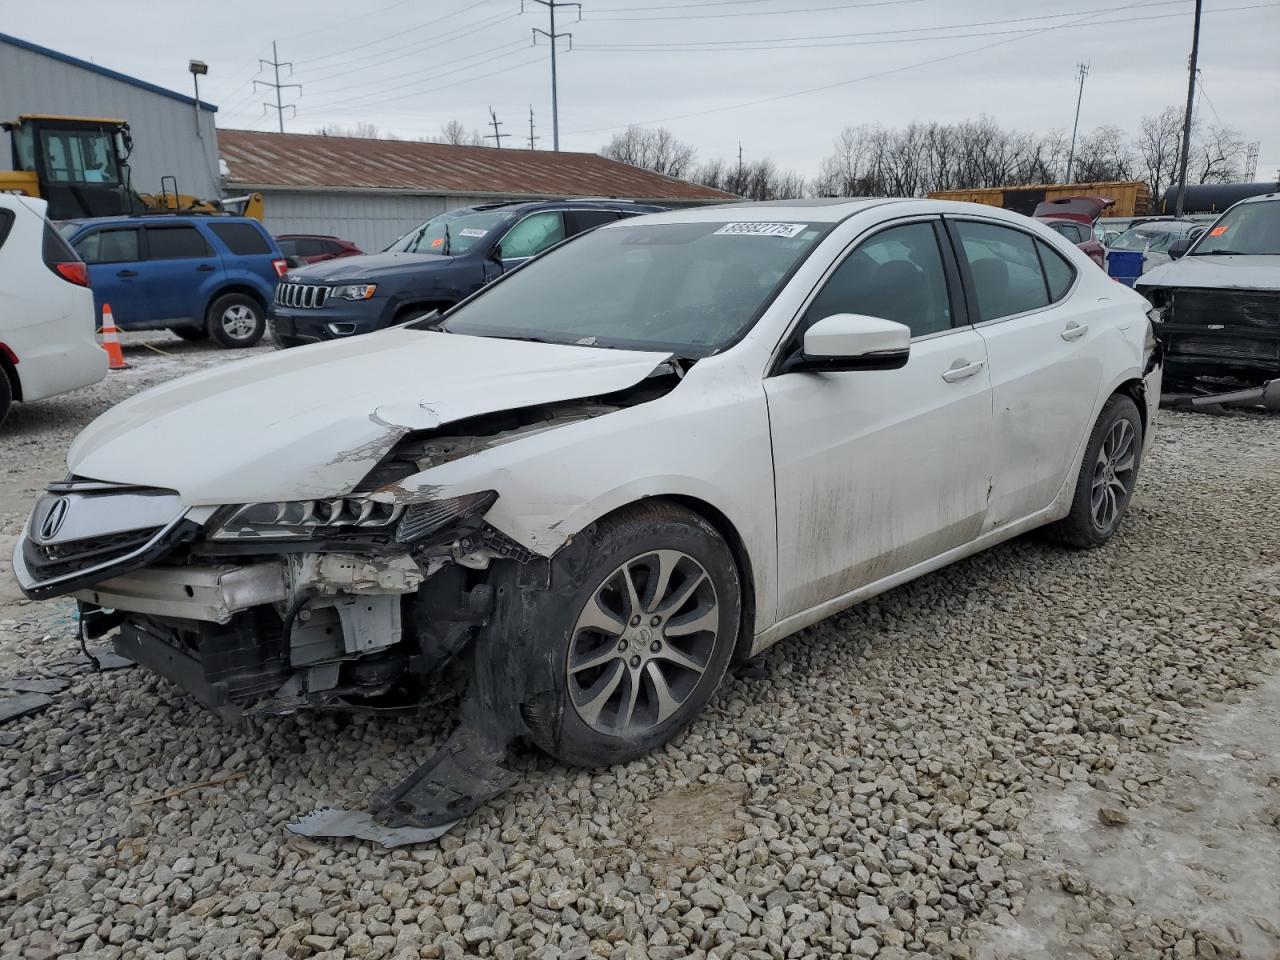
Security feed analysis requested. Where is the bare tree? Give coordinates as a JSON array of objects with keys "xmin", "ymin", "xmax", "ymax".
[
  {"xmin": 1136, "ymin": 106, "xmax": 1184, "ymax": 201},
  {"xmin": 437, "ymin": 120, "xmax": 469, "ymax": 145},
  {"xmin": 1193, "ymin": 124, "xmax": 1244, "ymax": 183},
  {"xmin": 1069, "ymin": 125, "xmax": 1136, "ymax": 183},
  {"xmin": 600, "ymin": 125, "xmax": 698, "ymax": 179},
  {"xmin": 314, "ymin": 121, "xmax": 388, "ymax": 139}
]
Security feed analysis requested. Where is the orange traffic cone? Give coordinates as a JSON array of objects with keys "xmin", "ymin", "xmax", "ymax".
[{"xmin": 100, "ymin": 304, "xmax": 127, "ymax": 370}]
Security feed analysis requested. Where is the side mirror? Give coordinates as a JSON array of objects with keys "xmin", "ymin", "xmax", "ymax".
[
  {"xmin": 783, "ymin": 313, "xmax": 911, "ymax": 374},
  {"xmin": 1168, "ymin": 238, "xmax": 1192, "ymax": 260}
]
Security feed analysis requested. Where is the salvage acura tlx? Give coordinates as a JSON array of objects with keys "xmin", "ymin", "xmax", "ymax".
[{"xmin": 14, "ymin": 199, "xmax": 1162, "ymax": 827}]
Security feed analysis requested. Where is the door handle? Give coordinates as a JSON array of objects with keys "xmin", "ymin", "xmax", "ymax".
[
  {"xmin": 1061, "ymin": 320, "xmax": 1088, "ymax": 341},
  {"xmin": 196, "ymin": 264, "xmax": 216, "ymax": 272},
  {"xmin": 116, "ymin": 269, "xmax": 138, "ymax": 278},
  {"xmin": 941, "ymin": 359, "xmax": 985, "ymax": 383}
]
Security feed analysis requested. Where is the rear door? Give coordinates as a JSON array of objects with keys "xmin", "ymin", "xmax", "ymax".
[
  {"xmin": 947, "ymin": 217, "xmax": 1106, "ymax": 528},
  {"xmin": 69, "ymin": 225, "xmax": 149, "ymax": 326},
  {"xmin": 143, "ymin": 224, "xmax": 220, "ymax": 323}
]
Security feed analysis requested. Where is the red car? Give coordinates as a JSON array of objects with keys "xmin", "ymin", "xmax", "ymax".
[
  {"xmin": 274, "ymin": 234, "xmax": 363, "ymax": 265},
  {"xmin": 1033, "ymin": 197, "xmax": 1112, "ymax": 268}
]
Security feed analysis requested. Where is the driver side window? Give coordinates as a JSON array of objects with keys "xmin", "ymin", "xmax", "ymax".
[
  {"xmin": 500, "ymin": 212, "xmax": 565, "ymax": 260},
  {"xmin": 804, "ymin": 221, "xmax": 953, "ymax": 338}
]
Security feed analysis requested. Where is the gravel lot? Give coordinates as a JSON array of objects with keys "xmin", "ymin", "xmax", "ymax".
[{"xmin": 1, "ymin": 338, "xmax": 1278, "ymax": 960}]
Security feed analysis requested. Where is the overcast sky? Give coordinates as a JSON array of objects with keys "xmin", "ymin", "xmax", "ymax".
[{"xmin": 7, "ymin": 0, "xmax": 1278, "ymax": 181}]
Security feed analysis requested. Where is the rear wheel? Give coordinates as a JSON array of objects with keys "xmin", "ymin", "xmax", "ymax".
[
  {"xmin": 170, "ymin": 327, "xmax": 209, "ymax": 342},
  {"xmin": 206, "ymin": 293, "xmax": 266, "ymax": 348},
  {"xmin": 1049, "ymin": 394, "xmax": 1143, "ymax": 548},
  {"xmin": 519, "ymin": 503, "xmax": 741, "ymax": 768}
]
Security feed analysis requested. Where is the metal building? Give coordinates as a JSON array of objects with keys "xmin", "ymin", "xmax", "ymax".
[
  {"xmin": 219, "ymin": 129, "xmax": 734, "ymax": 252},
  {"xmin": 0, "ymin": 32, "xmax": 220, "ymax": 202}
]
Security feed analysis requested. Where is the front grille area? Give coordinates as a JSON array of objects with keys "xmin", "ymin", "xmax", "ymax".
[
  {"xmin": 275, "ymin": 283, "xmax": 331, "ymax": 309},
  {"xmin": 23, "ymin": 527, "xmax": 163, "ymax": 582},
  {"xmin": 1171, "ymin": 288, "xmax": 1280, "ymax": 330}
]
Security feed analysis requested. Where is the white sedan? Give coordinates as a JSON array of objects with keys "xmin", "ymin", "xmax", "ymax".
[
  {"xmin": 0, "ymin": 195, "xmax": 106, "ymax": 427},
  {"xmin": 14, "ymin": 199, "xmax": 1161, "ymax": 828}
]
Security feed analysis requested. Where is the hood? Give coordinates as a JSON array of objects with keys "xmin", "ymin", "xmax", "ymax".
[
  {"xmin": 287, "ymin": 251, "xmax": 453, "ymax": 282},
  {"xmin": 1137, "ymin": 254, "xmax": 1280, "ymax": 291},
  {"xmin": 68, "ymin": 330, "xmax": 671, "ymax": 505},
  {"xmin": 1033, "ymin": 196, "xmax": 1113, "ymax": 224}
]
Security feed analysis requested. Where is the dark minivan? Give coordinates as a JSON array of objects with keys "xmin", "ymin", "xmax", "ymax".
[{"xmin": 270, "ymin": 199, "xmax": 664, "ymax": 347}]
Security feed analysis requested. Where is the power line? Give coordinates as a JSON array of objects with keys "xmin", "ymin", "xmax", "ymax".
[
  {"xmin": 292, "ymin": 2, "xmax": 495, "ymax": 65},
  {"xmin": 255, "ymin": 42, "xmax": 302, "ymax": 133},
  {"xmin": 302, "ymin": 40, "xmax": 529, "ymax": 105},
  {"xmin": 573, "ymin": 0, "xmax": 1186, "ymax": 49},
  {"xmin": 487, "ymin": 107, "xmax": 510, "ymax": 147},
  {"xmin": 311, "ymin": 54, "xmax": 549, "ymax": 117},
  {"xmin": 524, "ymin": 0, "xmax": 581, "ymax": 151},
  {"xmin": 584, "ymin": 0, "xmax": 929, "ymax": 21}
]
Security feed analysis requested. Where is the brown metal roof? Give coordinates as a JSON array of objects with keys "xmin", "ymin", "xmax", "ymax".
[{"xmin": 218, "ymin": 129, "xmax": 734, "ymax": 203}]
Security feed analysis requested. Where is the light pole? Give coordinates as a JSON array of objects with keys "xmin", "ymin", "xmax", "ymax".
[{"xmin": 188, "ymin": 60, "xmax": 208, "ymax": 138}]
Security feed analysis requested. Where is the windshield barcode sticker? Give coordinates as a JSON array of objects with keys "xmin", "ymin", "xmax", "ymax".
[
  {"xmin": 714, "ymin": 222, "xmax": 807, "ymax": 238},
  {"xmin": 459, "ymin": 228, "xmax": 488, "ymax": 238}
]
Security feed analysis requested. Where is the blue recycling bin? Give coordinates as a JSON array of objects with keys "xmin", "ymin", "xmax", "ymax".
[{"xmin": 1106, "ymin": 250, "xmax": 1145, "ymax": 287}]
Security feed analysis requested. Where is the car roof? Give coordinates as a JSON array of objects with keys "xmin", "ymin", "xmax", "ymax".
[
  {"xmin": 276, "ymin": 233, "xmax": 344, "ymax": 240},
  {"xmin": 1233, "ymin": 192, "xmax": 1279, "ymax": 207},
  {"xmin": 466, "ymin": 198, "xmax": 668, "ymax": 214},
  {"xmin": 60, "ymin": 214, "xmax": 263, "ymax": 230}
]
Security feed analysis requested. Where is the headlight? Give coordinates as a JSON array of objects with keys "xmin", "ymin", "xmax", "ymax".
[
  {"xmin": 330, "ymin": 283, "xmax": 377, "ymax": 301},
  {"xmin": 209, "ymin": 492, "xmax": 497, "ymax": 542},
  {"xmin": 211, "ymin": 497, "xmax": 404, "ymax": 541}
]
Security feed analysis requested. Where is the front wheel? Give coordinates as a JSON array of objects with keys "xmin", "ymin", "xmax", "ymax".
[
  {"xmin": 520, "ymin": 503, "xmax": 741, "ymax": 768},
  {"xmin": 206, "ymin": 293, "xmax": 266, "ymax": 348},
  {"xmin": 1049, "ymin": 394, "xmax": 1143, "ymax": 548}
]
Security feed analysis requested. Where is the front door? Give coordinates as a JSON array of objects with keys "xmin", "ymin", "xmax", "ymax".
[{"xmin": 765, "ymin": 218, "xmax": 994, "ymax": 620}]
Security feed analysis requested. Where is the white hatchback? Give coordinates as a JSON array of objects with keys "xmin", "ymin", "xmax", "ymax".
[
  {"xmin": 15, "ymin": 199, "xmax": 1160, "ymax": 829},
  {"xmin": 0, "ymin": 195, "xmax": 106, "ymax": 426}
]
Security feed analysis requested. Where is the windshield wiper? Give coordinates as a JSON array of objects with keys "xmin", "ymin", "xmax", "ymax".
[
  {"xmin": 1192, "ymin": 249, "xmax": 1254, "ymax": 256},
  {"xmin": 442, "ymin": 223, "xmax": 451, "ymax": 257}
]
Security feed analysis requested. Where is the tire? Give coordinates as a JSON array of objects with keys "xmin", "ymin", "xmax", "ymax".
[
  {"xmin": 170, "ymin": 327, "xmax": 209, "ymax": 342},
  {"xmin": 519, "ymin": 502, "xmax": 741, "ymax": 768},
  {"xmin": 1049, "ymin": 394, "xmax": 1143, "ymax": 549},
  {"xmin": 0, "ymin": 370, "xmax": 12, "ymax": 429},
  {"xmin": 206, "ymin": 293, "xmax": 266, "ymax": 348}
]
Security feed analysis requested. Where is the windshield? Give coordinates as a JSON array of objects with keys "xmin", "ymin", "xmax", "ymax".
[
  {"xmin": 425, "ymin": 219, "xmax": 828, "ymax": 357},
  {"xmin": 1110, "ymin": 225, "xmax": 1191, "ymax": 252},
  {"xmin": 39, "ymin": 127, "xmax": 121, "ymax": 184},
  {"xmin": 385, "ymin": 209, "xmax": 513, "ymax": 255},
  {"xmin": 1191, "ymin": 201, "xmax": 1280, "ymax": 256}
]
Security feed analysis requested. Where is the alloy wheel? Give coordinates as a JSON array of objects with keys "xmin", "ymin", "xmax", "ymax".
[
  {"xmin": 1091, "ymin": 418, "xmax": 1136, "ymax": 531},
  {"xmin": 221, "ymin": 304, "xmax": 258, "ymax": 341},
  {"xmin": 567, "ymin": 549, "xmax": 720, "ymax": 736}
]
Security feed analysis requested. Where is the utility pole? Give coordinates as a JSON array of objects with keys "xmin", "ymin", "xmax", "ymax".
[
  {"xmin": 255, "ymin": 42, "xmax": 301, "ymax": 133},
  {"xmin": 737, "ymin": 142, "xmax": 744, "ymax": 176},
  {"xmin": 1174, "ymin": 0, "xmax": 1204, "ymax": 216},
  {"xmin": 528, "ymin": 106, "xmax": 539, "ymax": 150},
  {"xmin": 1064, "ymin": 62, "xmax": 1089, "ymax": 183},
  {"xmin": 487, "ymin": 107, "xmax": 509, "ymax": 148},
  {"xmin": 525, "ymin": 0, "xmax": 581, "ymax": 151}
]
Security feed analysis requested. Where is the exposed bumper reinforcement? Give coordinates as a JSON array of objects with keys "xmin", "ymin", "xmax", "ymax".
[{"xmin": 75, "ymin": 562, "xmax": 288, "ymax": 624}]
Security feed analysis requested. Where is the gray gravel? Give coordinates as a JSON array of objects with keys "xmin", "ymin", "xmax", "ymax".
[{"xmin": 2, "ymin": 341, "xmax": 1278, "ymax": 960}]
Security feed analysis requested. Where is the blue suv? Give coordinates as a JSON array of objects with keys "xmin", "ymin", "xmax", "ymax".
[
  {"xmin": 59, "ymin": 215, "xmax": 286, "ymax": 348},
  {"xmin": 270, "ymin": 199, "xmax": 664, "ymax": 347}
]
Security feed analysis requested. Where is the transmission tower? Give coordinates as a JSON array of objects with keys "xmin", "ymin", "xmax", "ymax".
[
  {"xmin": 255, "ymin": 42, "xmax": 301, "ymax": 133},
  {"xmin": 1243, "ymin": 141, "xmax": 1260, "ymax": 182},
  {"xmin": 524, "ymin": 0, "xmax": 581, "ymax": 151}
]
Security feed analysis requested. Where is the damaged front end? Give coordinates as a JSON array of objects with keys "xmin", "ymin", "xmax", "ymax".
[
  {"xmin": 13, "ymin": 371, "xmax": 681, "ymax": 831},
  {"xmin": 1143, "ymin": 284, "xmax": 1280, "ymax": 407}
]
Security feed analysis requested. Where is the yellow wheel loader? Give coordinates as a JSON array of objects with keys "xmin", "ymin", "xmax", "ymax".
[{"xmin": 1, "ymin": 115, "xmax": 262, "ymax": 220}]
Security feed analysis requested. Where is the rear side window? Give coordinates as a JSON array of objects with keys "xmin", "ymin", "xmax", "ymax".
[
  {"xmin": 1037, "ymin": 240, "xmax": 1077, "ymax": 302},
  {"xmin": 147, "ymin": 226, "xmax": 212, "ymax": 260},
  {"xmin": 0, "ymin": 209, "xmax": 14, "ymax": 250},
  {"xmin": 1052, "ymin": 222, "xmax": 1085, "ymax": 243},
  {"xmin": 209, "ymin": 221, "xmax": 271, "ymax": 255},
  {"xmin": 276, "ymin": 238, "xmax": 299, "ymax": 257},
  {"xmin": 74, "ymin": 228, "xmax": 141, "ymax": 264},
  {"xmin": 42, "ymin": 220, "xmax": 81, "ymax": 266},
  {"xmin": 567, "ymin": 210, "xmax": 619, "ymax": 234},
  {"xmin": 952, "ymin": 221, "xmax": 1051, "ymax": 322}
]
